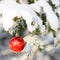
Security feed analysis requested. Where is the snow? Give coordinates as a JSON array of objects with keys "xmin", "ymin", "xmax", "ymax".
[
  {"xmin": 0, "ymin": 0, "xmax": 43, "ymax": 32},
  {"xmin": 1, "ymin": 0, "xmax": 16, "ymax": 3},
  {"xmin": 51, "ymin": 0, "xmax": 60, "ymax": 7},
  {"xmin": 55, "ymin": 7, "xmax": 60, "ymax": 17},
  {"xmin": 46, "ymin": 11, "xmax": 59, "ymax": 31},
  {"xmin": 30, "ymin": 3, "xmax": 41, "ymax": 13},
  {"xmin": 37, "ymin": 0, "xmax": 59, "ymax": 31},
  {"xmin": 0, "ymin": 0, "xmax": 60, "ymax": 33},
  {"xmin": 25, "ymin": 44, "xmax": 31, "ymax": 56}
]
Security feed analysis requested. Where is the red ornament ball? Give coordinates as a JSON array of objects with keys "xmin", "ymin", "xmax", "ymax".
[{"xmin": 9, "ymin": 36, "xmax": 25, "ymax": 53}]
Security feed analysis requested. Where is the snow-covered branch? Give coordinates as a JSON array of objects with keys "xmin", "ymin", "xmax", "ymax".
[{"xmin": 0, "ymin": 0, "xmax": 60, "ymax": 35}]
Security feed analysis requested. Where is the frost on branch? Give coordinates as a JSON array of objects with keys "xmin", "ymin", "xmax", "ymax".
[
  {"xmin": 0, "ymin": 0, "xmax": 59, "ymax": 35},
  {"xmin": 0, "ymin": 0, "xmax": 60, "ymax": 58}
]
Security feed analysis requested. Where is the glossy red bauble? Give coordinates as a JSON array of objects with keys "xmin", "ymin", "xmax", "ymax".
[{"xmin": 9, "ymin": 36, "xmax": 25, "ymax": 53}]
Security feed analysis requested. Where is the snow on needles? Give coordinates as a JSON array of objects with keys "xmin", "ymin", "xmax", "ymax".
[
  {"xmin": 36, "ymin": 0, "xmax": 59, "ymax": 31},
  {"xmin": 0, "ymin": 1, "xmax": 42, "ymax": 32},
  {"xmin": 0, "ymin": 0, "xmax": 60, "ymax": 34},
  {"xmin": 51, "ymin": 0, "xmax": 60, "ymax": 7}
]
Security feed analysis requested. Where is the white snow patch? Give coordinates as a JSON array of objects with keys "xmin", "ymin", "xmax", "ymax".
[
  {"xmin": 37, "ymin": 0, "xmax": 59, "ymax": 31},
  {"xmin": 51, "ymin": 0, "xmax": 60, "ymax": 7}
]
